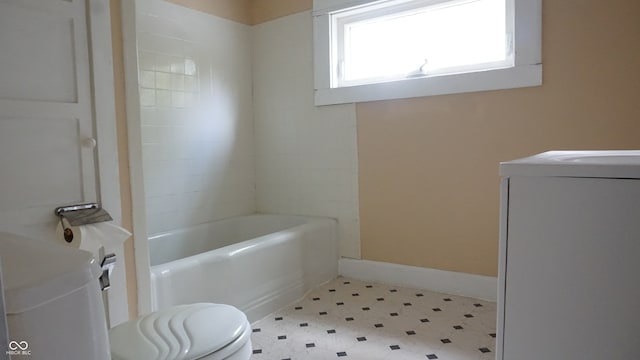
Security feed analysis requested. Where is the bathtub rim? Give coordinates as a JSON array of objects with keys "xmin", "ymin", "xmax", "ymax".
[{"xmin": 148, "ymin": 214, "xmax": 337, "ymax": 270}]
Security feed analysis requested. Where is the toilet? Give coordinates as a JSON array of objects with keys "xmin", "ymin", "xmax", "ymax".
[
  {"xmin": 0, "ymin": 232, "xmax": 252, "ymax": 360},
  {"xmin": 109, "ymin": 303, "xmax": 252, "ymax": 360}
]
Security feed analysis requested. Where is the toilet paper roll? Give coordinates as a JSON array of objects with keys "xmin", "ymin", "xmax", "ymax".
[{"xmin": 55, "ymin": 220, "xmax": 132, "ymax": 259}]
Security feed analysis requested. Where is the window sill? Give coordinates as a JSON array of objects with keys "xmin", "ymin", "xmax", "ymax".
[{"xmin": 314, "ymin": 64, "xmax": 542, "ymax": 106}]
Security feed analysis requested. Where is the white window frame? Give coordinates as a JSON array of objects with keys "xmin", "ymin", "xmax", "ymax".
[{"xmin": 313, "ymin": 0, "xmax": 542, "ymax": 105}]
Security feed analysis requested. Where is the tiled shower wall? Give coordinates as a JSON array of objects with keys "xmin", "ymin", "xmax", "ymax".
[
  {"xmin": 252, "ymin": 12, "xmax": 360, "ymax": 258},
  {"xmin": 136, "ymin": 0, "xmax": 255, "ymax": 235},
  {"xmin": 135, "ymin": 3, "xmax": 360, "ymax": 257}
]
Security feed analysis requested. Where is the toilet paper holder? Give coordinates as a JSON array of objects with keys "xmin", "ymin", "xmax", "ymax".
[
  {"xmin": 55, "ymin": 202, "xmax": 113, "ymax": 227},
  {"xmin": 55, "ymin": 203, "xmax": 113, "ymax": 243},
  {"xmin": 54, "ymin": 203, "xmax": 117, "ymax": 291}
]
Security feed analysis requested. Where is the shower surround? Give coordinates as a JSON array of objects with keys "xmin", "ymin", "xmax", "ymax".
[
  {"xmin": 136, "ymin": 1, "xmax": 359, "ymax": 258},
  {"xmin": 136, "ymin": 0, "xmax": 255, "ymax": 235}
]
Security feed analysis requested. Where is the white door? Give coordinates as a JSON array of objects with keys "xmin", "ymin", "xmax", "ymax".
[
  {"xmin": 0, "ymin": 0, "xmax": 97, "ymax": 239},
  {"xmin": 0, "ymin": 0, "xmax": 128, "ymax": 325}
]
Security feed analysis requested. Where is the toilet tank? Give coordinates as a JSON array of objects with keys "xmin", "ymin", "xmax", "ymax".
[{"xmin": 0, "ymin": 232, "xmax": 110, "ymax": 360}]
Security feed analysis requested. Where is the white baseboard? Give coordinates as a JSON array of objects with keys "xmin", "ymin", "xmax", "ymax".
[{"xmin": 339, "ymin": 258, "xmax": 497, "ymax": 302}]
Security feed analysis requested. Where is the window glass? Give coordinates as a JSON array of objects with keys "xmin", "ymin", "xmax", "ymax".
[{"xmin": 336, "ymin": 0, "xmax": 510, "ymax": 86}]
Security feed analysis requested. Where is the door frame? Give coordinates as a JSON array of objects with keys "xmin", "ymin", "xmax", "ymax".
[
  {"xmin": 120, "ymin": 0, "xmax": 153, "ymax": 316},
  {"xmin": 87, "ymin": 0, "xmax": 128, "ymax": 324}
]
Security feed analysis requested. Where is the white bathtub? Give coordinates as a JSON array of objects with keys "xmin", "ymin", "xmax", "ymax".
[{"xmin": 149, "ymin": 214, "xmax": 338, "ymax": 321}]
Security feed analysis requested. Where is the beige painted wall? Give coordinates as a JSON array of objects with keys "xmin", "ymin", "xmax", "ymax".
[
  {"xmin": 249, "ymin": 0, "xmax": 312, "ymax": 25},
  {"xmin": 163, "ymin": 0, "xmax": 311, "ymax": 25},
  {"xmin": 165, "ymin": 0, "xmax": 251, "ymax": 24},
  {"xmin": 358, "ymin": 0, "xmax": 640, "ymax": 277}
]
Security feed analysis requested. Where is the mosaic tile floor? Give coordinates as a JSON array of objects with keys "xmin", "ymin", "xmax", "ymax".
[{"xmin": 250, "ymin": 277, "xmax": 496, "ymax": 360}]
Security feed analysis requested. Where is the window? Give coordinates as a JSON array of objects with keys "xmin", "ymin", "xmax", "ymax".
[
  {"xmin": 313, "ymin": 0, "xmax": 541, "ymax": 105},
  {"xmin": 336, "ymin": 0, "xmax": 510, "ymax": 86}
]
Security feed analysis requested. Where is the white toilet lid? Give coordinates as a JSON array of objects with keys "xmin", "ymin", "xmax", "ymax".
[{"xmin": 109, "ymin": 303, "xmax": 249, "ymax": 360}]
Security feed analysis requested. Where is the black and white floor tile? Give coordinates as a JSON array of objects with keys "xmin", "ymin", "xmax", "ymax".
[{"xmin": 250, "ymin": 277, "xmax": 496, "ymax": 359}]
